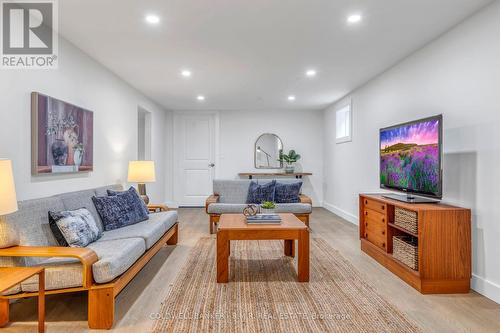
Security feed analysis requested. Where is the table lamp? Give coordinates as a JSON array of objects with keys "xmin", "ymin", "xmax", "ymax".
[
  {"xmin": 127, "ymin": 160, "xmax": 156, "ymax": 204},
  {"xmin": 0, "ymin": 159, "xmax": 18, "ymax": 228}
]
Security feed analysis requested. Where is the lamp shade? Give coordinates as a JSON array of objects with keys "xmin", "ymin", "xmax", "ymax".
[
  {"xmin": 127, "ymin": 161, "xmax": 156, "ymax": 183},
  {"xmin": 0, "ymin": 160, "xmax": 18, "ymax": 215}
]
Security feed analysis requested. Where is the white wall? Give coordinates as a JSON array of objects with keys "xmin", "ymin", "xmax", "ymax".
[
  {"xmin": 0, "ymin": 38, "xmax": 169, "ymax": 203},
  {"xmin": 217, "ymin": 109, "xmax": 324, "ymax": 205},
  {"xmin": 169, "ymin": 109, "xmax": 324, "ymax": 205},
  {"xmin": 323, "ymin": 1, "xmax": 500, "ymax": 303}
]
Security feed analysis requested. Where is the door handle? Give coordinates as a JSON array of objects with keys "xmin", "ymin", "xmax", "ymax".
[{"xmin": 208, "ymin": 163, "xmax": 215, "ymax": 168}]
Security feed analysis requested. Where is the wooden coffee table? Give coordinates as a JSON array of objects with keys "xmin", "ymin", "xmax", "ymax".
[{"xmin": 216, "ymin": 213, "xmax": 309, "ymax": 283}]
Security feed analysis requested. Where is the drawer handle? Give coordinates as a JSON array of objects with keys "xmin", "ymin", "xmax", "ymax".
[
  {"xmin": 382, "ymin": 242, "xmax": 386, "ymax": 247},
  {"xmin": 382, "ymin": 218, "xmax": 385, "ymax": 222},
  {"xmin": 382, "ymin": 230, "xmax": 385, "ymax": 235},
  {"xmin": 365, "ymin": 211, "xmax": 368, "ymax": 216},
  {"xmin": 365, "ymin": 232, "xmax": 368, "ymax": 238},
  {"xmin": 381, "ymin": 205, "xmax": 385, "ymax": 210},
  {"xmin": 365, "ymin": 200, "xmax": 368, "ymax": 205},
  {"xmin": 365, "ymin": 222, "xmax": 368, "ymax": 227}
]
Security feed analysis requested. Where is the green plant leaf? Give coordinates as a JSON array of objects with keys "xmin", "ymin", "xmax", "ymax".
[{"xmin": 261, "ymin": 201, "xmax": 276, "ymax": 209}]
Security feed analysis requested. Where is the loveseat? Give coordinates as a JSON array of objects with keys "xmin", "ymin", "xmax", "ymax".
[
  {"xmin": 205, "ymin": 179, "xmax": 312, "ymax": 233},
  {"xmin": 0, "ymin": 184, "xmax": 178, "ymax": 329}
]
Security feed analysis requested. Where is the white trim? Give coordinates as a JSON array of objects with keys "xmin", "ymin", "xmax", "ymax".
[
  {"xmin": 164, "ymin": 201, "xmax": 178, "ymax": 209},
  {"xmin": 137, "ymin": 106, "xmax": 152, "ymax": 160},
  {"xmin": 323, "ymin": 201, "xmax": 358, "ymax": 225},
  {"xmin": 472, "ymin": 274, "xmax": 500, "ymax": 304}
]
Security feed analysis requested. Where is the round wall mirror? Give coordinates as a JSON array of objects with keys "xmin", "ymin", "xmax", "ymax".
[{"xmin": 254, "ymin": 133, "xmax": 283, "ymax": 169}]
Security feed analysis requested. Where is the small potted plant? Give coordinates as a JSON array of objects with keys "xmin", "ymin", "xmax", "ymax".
[
  {"xmin": 260, "ymin": 201, "xmax": 276, "ymax": 214},
  {"xmin": 278, "ymin": 150, "xmax": 301, "ymax": 174}
]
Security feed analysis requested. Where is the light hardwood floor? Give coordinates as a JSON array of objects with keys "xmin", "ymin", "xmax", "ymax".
[{"xmin": 4, "ymin": 208, "xmax": 500, "ymax": 333}]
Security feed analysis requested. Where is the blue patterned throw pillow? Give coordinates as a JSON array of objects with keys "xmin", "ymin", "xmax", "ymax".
[
  {"xmin": 107, "ymin": 186, "xmax": 149, "ymax": 217},
  {"xmin": 274, "ymin": 182, "xmax": 302, "ymax": 203},
  {"xmin": 92, "ymin": 187, "xmax": 149, "ymax": 231},
  {"xmin": 49, "ymin": 208, "xmax": 101, "ymax": 247},
  {"xmin": 246, "ymin": 180, "xmax": 276, "ymax": 204}
]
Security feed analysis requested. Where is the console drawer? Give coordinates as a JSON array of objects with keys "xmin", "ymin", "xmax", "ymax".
[
  {"xmin": 362, "ymin": 198, "xmax": 387, "ymax": 215},
  {"xmin": 363, "ymin": 230, "xmax": 387, "ymax": 251},
  {"xmin": 364, "ymin": 217, "xmax": 387, "ymax": 238},
  {"xmin": 362, "ymin": 209, "xmax": 387, "ymax": 225}
]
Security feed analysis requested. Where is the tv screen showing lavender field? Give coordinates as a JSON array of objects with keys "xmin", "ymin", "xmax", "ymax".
[{"xmin": 380, "ymin": 118, "xmax": 441, "ymax": 195}]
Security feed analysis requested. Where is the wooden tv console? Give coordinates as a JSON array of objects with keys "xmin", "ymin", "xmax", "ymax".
[{"xmin": 359, "ymin": 194, "xmax": 471, "ymax": 294}]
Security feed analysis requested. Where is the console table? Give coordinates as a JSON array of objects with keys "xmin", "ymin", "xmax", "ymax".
[
  {"xmin": 359, "ymin": 194, "xmax": 471, "ymax": 294},
  {"xmin": 239, "ymin": 172, "xmax": 312, "ymax": 179}
]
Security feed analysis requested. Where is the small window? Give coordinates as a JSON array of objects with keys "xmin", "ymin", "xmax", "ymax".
[{"xmin": 336, "ymin": 103, "xmax": 352, "ymax": 144}]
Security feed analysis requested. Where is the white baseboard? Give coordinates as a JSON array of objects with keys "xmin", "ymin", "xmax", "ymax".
[
  {"xmin": 323, "ymin": 202, "xmax": 358, "ymax": 225},
  {"xmin": 164, "ymin": 201, "xmax": 178, "ymax": 208},
  {"xmin": 472, "ymin": 274, "xmax": 500, "ymax": 304}
]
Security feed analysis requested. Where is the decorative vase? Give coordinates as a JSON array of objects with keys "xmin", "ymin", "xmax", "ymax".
[
  {"xmin": 51, "ymin": 139, "xmax": 68, "ymax": 165},
  {"xmin": 260, "ymin": 207, "xmax": 275, "ymax": 214},
  {"xmin": 285, "ymin": 165, "xmax": 295, "ymax": 174},
  {"xmin": 74, "ymin": 149, "xmax": 83, "ymax": 167}
]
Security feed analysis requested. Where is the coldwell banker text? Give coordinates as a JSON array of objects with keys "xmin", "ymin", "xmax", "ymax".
[{"xmin": 1, "ymin": 0, "xmax": 58, "ymax": 69}]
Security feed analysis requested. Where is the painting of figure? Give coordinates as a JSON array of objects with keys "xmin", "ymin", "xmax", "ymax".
[{"xmin": 32, "ymin": 92, "xmax": 93, "ymax": 174}]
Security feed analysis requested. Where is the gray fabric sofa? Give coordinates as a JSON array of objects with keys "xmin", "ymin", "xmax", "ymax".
[
  {"xmin": 0, "ymin": 184, "xmax": 178, "ymax": 329},
  {"xmin": 205, "ymin": 179, "xmax": 312, "ymax": 233}
]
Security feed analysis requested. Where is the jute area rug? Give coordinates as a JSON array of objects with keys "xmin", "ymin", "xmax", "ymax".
[{"xmin": 151, "ymin": 237, "xmax": 421, "ymax": 333}]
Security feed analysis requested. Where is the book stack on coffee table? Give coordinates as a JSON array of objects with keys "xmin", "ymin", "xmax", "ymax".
[{"xmin": 246, "ymin": 214, "xmax": 282, "ymax": 224}]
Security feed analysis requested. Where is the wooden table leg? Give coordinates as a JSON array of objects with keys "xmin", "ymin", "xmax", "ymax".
[
  {"xmin": 38, "ymin": 270, "xmax": 45, "ymax": 333},
  {"xmin": 298, "ymin": 229, "xmax": 310, "ymax": 282},
  {"xmin": 0, "ymin": 298, "xmax": 9, "ymax": 327},
  {"xmin": 284, "ymin": 240, "xmax": 295, "ymax": 257},
  {"xmin": 217, "ymin": 230, "xmax": 229, "ymax": 283}
]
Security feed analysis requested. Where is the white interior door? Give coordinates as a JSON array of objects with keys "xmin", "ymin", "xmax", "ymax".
[{"xmin": 174, "ymin": 113, "xmax": 216, "ymax": 206}]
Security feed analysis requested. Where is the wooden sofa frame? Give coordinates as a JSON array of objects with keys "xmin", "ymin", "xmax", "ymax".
[
  {"xmin": 205, "ymin": 195, "xmax": 312, "ymax": 234},
  {"xmin": 0, "ymin": 205, "xmax": 177, "ymax": 330}
]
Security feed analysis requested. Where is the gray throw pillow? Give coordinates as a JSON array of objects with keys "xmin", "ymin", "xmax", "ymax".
[{"xmin": 49, "ymin": 208, "xmax": 101, "ymax": 247}]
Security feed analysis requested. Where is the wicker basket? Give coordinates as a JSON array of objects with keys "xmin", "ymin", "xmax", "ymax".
[
  {"xmin": 394, "ymin": 207, "xmax": 418, "ymax": 234},
  {"xmin": 393, "ymin": 236, "xmax": 418, "ymax": 270}
]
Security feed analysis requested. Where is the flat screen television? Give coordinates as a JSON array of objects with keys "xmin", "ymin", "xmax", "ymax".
[{"xmin": 380, "ymin": 115, "xmax": 442, "ymax": 203}]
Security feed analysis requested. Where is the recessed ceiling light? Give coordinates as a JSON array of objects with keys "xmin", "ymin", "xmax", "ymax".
[
  {"xmin": 288, "ymin": 95, "xmax": 296, "ymax": 101},
  {"xmin": 181, "ymin": 70, "xmax": 192, "ymax": 77},
  {"xmin": 145, "ymin": 15, "xmax": 160, "ymax": 24},
  {"xmin": 305, "ymin": 69, "xmax": 317, "ymax": 77},
  {"xmin": 197, "ymin": 95, "xmax": 205, "ymax": 101},
  {"xmin": 347, "ymin": 14, "xmax": 362, "ymax": 24}
]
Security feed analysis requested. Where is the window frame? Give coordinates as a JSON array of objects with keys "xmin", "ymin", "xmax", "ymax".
[{"xmin": 335, "ymin": 100, "xmax": 352, "ymax": 144}]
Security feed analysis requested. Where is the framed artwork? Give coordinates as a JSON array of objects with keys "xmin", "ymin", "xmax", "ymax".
[{"xmin": 31, "ymin": 92, "xmax": 94, "ymax": 174}]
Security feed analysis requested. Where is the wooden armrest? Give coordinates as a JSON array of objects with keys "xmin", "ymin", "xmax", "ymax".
[
  {"xmin": 0, "ymin": 246, "xmax": 98, "ymax": 288},
  {"xmin": 299, "ymin": 194, "xmax": 312, "ymax": 205},
  {"xmin": 148, "ymin": 204, "xmax": 169, "ymax": 213},
  {"xmin": 205, "ymin": 195, "xmax": 220, "ymax": 213}
]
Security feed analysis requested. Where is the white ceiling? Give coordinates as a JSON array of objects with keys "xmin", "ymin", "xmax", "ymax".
[{"xmin": 59, "ymin": 0, "xmax": 492, "ymax": 111}]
